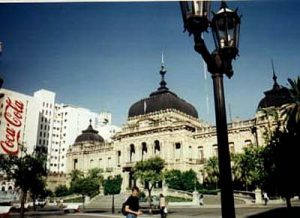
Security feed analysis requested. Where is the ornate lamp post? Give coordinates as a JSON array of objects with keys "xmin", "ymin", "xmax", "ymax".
[
  {"xmin": 0, "ymin": 41, "xmax": 3, "ymax": 89},
  {"xmin": 180, "ymin": 1, "xmax": 241, "ymax": 217}
]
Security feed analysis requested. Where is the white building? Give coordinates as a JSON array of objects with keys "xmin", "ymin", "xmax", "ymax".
[
  {"xmin": 0, "ymin": 87, "xmax": 119, "ymax": 174},
  {"xmin": 33, "ymin": 89, "xmax": 56, "ymax": 156},
  {"xmin": 48, "ymin": 104, "xmax": 120, "ymax": 173}
]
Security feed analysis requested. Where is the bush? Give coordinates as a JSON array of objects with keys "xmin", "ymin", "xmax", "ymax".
[
  {"xmin": 55, "ymin": 185, "xmax": 69, "ymax": 197},
  {"xmin": 198, "ymin": 189, "xmax": 220, "ymax": 195}
]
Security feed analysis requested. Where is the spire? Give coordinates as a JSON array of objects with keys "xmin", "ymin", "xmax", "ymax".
[
  {"xmin": 158, "ymin": 51, "xmax": 168, "ymax": 91},
  {"xmin": 271, "ymin": 59, "xmax": 280, "ymax": 90}
]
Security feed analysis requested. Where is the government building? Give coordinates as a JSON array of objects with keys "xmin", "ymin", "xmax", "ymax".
[{"xmin": 65, "ymin": 61, "xmax": 292, "ymax": 192}]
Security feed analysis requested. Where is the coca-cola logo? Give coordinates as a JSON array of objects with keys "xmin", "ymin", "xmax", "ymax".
[{"xmin": 0, "ymin": 97, "xmax": 24, "ymax": 155}]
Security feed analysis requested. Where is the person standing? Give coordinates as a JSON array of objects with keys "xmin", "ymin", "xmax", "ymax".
[
  {"xmin": 124, "ymin": 186, "xmax": 143, "ymax": 218},
  {"xmin": 199, "ymin": 194, "xmax": 204, "ymax": 206},
  {"xmin": 263, "ymin": 192, "xmax": 269, "ymax": 206},
  {"xmin": 159, "ymin": 193, "xmax": 167, "ymax": 218}
]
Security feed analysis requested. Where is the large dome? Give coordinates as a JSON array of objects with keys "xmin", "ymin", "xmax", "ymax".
[
  {"xmin": 257, "ymin": 72, "xmax": 292, "ymax": 110},
  {"xmin": 128, "ymin": 63, "xmax": 198, "ymax": 119},
  {"xmin": 74, "ymin": 121, "xmax": 104, "ymax": 144}
]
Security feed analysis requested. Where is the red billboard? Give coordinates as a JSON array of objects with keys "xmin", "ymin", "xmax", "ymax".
[{"xmin": 0, "ymin": 96, "xmax": 25, "ymax": 155}]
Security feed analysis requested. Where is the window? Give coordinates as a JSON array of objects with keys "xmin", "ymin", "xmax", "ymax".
[
  {"xmin": 198, "ymin": 146, "xmax": 204, "ymax": 160},
  {"xmin": 229, "ymin": 142, "xmax": 235, "ymax": 153},
  {"xmin": 175, "ymin": 143, "xmax": 181, "ymax": 159},
  {"xmin": 245, "ymin": 139, "xmax": 252, "ymax": 146},
  {"xmin": 142, "ymin": 142, "xmax": 147, "ymax": 160},
  {"xmin": 154, "ymin": 140, "xmax": 160, "ymax": 154},
  {"xmin": 212, "ymin": 144, "xmax": 218, "ymax": 156},
  {"xmin": 130, "ymin": 144, "xmax": 135, "ymax": 162},
  {"xmin": 117, "ymin": 151, "xmax": 121, "ymax": 165},
  {"xmin": 74, "ymin": 159, "xmax": 78, "ymax": 169}
]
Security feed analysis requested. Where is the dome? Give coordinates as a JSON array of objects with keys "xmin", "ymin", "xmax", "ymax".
[
  {"xmin": 74, "ymin": 121, "xmax": 104, "ymax": 144},
  {"xmin": 257, "ymin": 70, "xmax": 292, "ymax": 110},
  {"xmin": 128, "ymin": 63, "xmax": 198, "ymax": 119}
]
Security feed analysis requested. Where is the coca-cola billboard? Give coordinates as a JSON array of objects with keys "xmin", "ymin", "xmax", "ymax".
[{"xmin": 0, "ymin": 96, "xmax": 25, "ymax": 155}]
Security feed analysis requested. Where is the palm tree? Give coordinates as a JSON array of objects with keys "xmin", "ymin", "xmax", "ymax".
[
  {"xmin": 69, "ymin": 169, "xmax": 84, "ymax": 181},
  {"xmin": 281, "ymin": 76, "xmax": 300, "ymax": 133},
  {"xmin": 203, "ymin": 156, "xmax": 219, "ymax": 189}
]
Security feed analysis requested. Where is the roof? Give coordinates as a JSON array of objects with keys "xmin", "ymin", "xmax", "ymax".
[
  {"xmin": 128, "ymin": 63, "xmax": 198, "ymax": 119},
  {"xmin": 74, "ymin": 121, "xmax": 104, "ymax": 144}
]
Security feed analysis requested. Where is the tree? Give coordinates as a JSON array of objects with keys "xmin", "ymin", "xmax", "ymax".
[
  {"xmin": 281, "ymin": 76, "xmax": 300, "ymax": 134},
  {"xmin": 87, "ymin": 168, "xmax": 104, "ymax": 181},
  {"xmin": 69, "ymin": 169, "xmax": 84, "ymax": 194},
  {"xmin": 103, "ymin": 175, "xmax": 122, "ymax": 214},
  {"xmin": 164, "ymin": 169, "xmax": 182, "ymax": 190},
  {"xmin": 182, "ymin": 170, "xmax": 198, "ymax": 192},
  {"xmin": 263, "ymin": 128, "xmax": 300, "ymax": 208},
  {"xmin": 164, "ymin": 169, "xmax": 199, "ymax": 192},
  {"xmin": 71, "ymin": 177, "xmax": 100, "ymax": 208},
  {"xmin": 134, "ymin": 156, "xmax": 165, "ymax": 211},
  {"xmin": 30, "ymin": 177, "xmax": 47, "ymax": 210},
  {"xmin": 70, "ymin": 168, "xmax": 103, "ymax": 207},
  {"xmin": 203, "ymin": 156, "xmax": 219, "ymax": 189},
  {"xmin": 69, "ymin": 169, "xmax": 84, "ymax": 182},
  {"xmin": 232, "ymin": 145, "xmax": 265, "ymax": 191},
  {"xmin": 55, "ymin": 185, "xmax": 69, "ymax": 197},
  {"xmin": 0, "ymin": 153, "xmax": 47, "ymax": 218}
]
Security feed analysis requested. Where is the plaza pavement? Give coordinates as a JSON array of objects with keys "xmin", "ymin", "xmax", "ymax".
[{"xmin": 8, "ymin": 201, "xmax": 300, "ymax": 218}]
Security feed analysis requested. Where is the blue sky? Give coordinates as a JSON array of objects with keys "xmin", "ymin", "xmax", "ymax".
[{"xmin": 0, "ymin": 1, "xmax": 299, "ymax": 126}]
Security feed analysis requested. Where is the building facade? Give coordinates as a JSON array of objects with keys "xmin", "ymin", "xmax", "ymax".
[
  {"xmin": 0, "ymin": 88, "xmax": 42, "ymax": 155},
  {"xmin": 49, "ymin": 104, "xmax": 119, "ymax": 173},
  {"xmin": 0, "ymin": 87, "xmax": 119, "ymax": 173},
  {"xmin": 66, "ymin": 62, "xmax": 292, "ymax": 193}
]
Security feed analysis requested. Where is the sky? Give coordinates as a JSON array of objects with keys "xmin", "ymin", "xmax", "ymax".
[{"xmin": 0, "ymin": 1, "xmax": 299, "ymax": 127}]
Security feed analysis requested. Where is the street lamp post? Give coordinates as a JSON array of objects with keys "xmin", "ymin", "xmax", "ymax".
[
  {"xmin": 0, "ymin": 41, "xmax": 3, "ymax": 89},
  {"xmin": 180, "ymin": 1, "xmax": 241, "ymax": 218}
]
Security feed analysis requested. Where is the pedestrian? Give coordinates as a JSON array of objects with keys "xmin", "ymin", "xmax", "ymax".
[
  {"xmin": 199, "ymin": 194, "xmax": 204, "ymax": 206},
  {"xmin": 263, "ymin": 192, "xmax": 269, "ymax": 205},
  {"xmin": 123, "ymin": 186, "xmax": 143, "ymax": 218},
  {"xmin": 159, "ymin": 193, "xmax": 167, "ymax": 218}
]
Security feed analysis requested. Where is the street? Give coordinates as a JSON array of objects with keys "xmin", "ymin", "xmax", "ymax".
[{"xmin": 10, "ymin": 205, "xmax": 300, "ymax": 218}]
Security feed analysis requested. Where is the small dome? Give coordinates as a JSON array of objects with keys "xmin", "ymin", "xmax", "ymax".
[
  {"xmin": 128, "ymin": 63, "xmax": 198, "ymax": 118},
  {"xmin": 74, "ymin": 121, "xmax": 104, "ymax": 144},
  {"xmin": 257, "ymin": 69, "xmax": 292, "ymax": 110}
]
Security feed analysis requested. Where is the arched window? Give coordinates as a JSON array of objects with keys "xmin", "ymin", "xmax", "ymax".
[
  {"xmin": 154, "ymin": 140, "xmax": 160, "ymax": 154},
  {"xmin": 130, "ymin": 144, "xmax": 135, "ymax": 162},
  {"xmin": 142, "ymin": 142, "xmax": 147, "ymax": 160}
]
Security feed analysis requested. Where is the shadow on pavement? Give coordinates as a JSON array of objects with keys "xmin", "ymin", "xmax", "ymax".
[{"xmin": 247, "ymin": 207, "xmax": 300, "ymax": 218}]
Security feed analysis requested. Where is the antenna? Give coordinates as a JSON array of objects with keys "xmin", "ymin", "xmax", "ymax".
[{"xmin": 228, "ymin": 103, "xmax": 232, "ymax": 123}]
